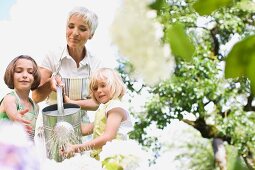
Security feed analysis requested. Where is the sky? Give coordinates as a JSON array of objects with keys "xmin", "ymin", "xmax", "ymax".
[
  {"xmin": 0, "ymin": 0, "xmax": 16, "ymax": 20},
  {"xmin": 0, "ymin": 0, "xmax": 121, "ymax": 98}
]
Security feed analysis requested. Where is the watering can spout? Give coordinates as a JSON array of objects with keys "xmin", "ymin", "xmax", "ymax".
[{"xmin": 56, "ymin": 86, "xmax": 64, "ymax": 115}]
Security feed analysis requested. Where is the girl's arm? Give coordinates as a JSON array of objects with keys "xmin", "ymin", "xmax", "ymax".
[
  {"xmin": 63, "ymin": 107, "xmax": 125, "ymax": 155},
  {"xmin": 64, "ymin": 95, "xmax": 99, "ymax": 111},
  {"xmin": 2, "ymin": 95, "xmax": 32, "ymax": 131},
  {"xmin": 81, "ymin": 122, "xmax": 94, "ymax": 136},
  {"xmin": 3, "ymin": 95, "xmax": 22, "ymax": 121}
]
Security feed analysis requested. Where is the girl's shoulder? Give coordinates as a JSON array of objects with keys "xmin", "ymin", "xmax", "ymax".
[
  {"xmin": 0, "ymin": 91, "xmax": 19, "ymax": 113},
  {"xmin": 105, "ymin": 99, "xmax": 128, "ymax": 114},
  {"xmin": 106, "ymin": 99, "xmax": 122, "ymax": 107},
  {"xmin": 0, "ymin": 91, "xmax": 17, "ymax": 104}
]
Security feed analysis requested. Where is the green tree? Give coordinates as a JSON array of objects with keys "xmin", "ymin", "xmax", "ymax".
[{"xmin": 112, "ymin": 0, "xmax": 255, "ymax": 169}]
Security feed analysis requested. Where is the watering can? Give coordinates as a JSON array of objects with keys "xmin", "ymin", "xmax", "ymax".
[{"xmin": 42, "ymin": 86, "xmax": 82, "ymax": 162}]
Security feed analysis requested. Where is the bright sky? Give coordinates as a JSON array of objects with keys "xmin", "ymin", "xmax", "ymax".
[{"xmin": 0, "ymin": 0, "xmax": 121, "ymax": 98}]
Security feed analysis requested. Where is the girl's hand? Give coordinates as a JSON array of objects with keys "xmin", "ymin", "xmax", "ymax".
[
  {"xmin": 17, "ymin": 109, "xmax": 30, "ymax": 123},
  {"xmin": 64, "ymin": 95, "xmax": 72, "ymax": 103},
  {"xmin": 17, "ymin": 109, "xmax": 32, "ymax": 133},
  {"xmin": 60, "ymin": 143, "xmax": 76, "ymax": 158}
]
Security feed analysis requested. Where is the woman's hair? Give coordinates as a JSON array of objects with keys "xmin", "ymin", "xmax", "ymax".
[
  {"xmin": 4, "ymin": 55, "xmax": 41, "ymax": 90},
  {"xmin": 89, "ymin": 68, "xmax": 126, "ymax": 104},
  {"xmin": 67, "ymin": 6, "xmax": 98, "ymax": 37}
]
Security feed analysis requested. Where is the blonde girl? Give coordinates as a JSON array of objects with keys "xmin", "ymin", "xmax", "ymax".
[{"xmin": 61, "ymin": 68, "xmax": 132, "ymax": 159}]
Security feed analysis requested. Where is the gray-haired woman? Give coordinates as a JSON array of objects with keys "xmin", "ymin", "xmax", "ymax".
[{"xmin": 32, "ymin": 6, "xmax": 103, "ymax": 142}]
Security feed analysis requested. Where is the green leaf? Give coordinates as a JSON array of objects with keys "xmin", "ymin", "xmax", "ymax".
[
  {"xmin": 149, "ymin": 0, "xmax": 166, "ymax": 11},
  {"xmin": 247, "ymin": 55, "xmax": 255, "ymax": 94},
  {"xmin": 193, "ymin": 0, "xmax": 233, "ymax": 15},
  {"xmin": 225, "ymin": 35, "xmax": 255, "ymax": 94},
  {"xmin": 165, "ymin": 23, "xmax": 195, "ymax": 61}
]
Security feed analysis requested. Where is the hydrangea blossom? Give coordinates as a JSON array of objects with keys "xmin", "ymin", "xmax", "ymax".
[
  {"xmin": 100, "ymin": 139, "xmax": 150, "ymax": 170},
  {"xmin": 111, "ymin": 0, "xmax": 175, "ymax": 86},
  {"xmin": 0, "ymin": 121, "xmax": 40, "ymax": 170},
  {"xmin": 41, "ymin": 153, "xmax": 102, "ymax": 170}
]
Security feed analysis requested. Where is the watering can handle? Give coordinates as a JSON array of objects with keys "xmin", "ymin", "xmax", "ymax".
[{"xmin": 56, "ymin": 86, "xmax": 64, "ymax": 115}]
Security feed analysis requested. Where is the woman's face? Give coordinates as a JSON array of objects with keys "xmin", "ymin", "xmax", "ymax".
[
  {"xmin": 66, "ymin": 15, "xmax": 92, "ymax": 48},
  {"xmin": 13, "ymin": 59, "xmax": 34, "ymax": 91}
]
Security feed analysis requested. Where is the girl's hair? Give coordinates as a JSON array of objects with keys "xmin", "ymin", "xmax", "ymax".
[
  {"xmin": 4, "ymin": 55, "xmax": 41, "ymax": 90},
  {"xmin": 89, "ymin": 68, "xmax": 126, "ymax": 104},
  {"xmin": 67, "ymin": 6, "xmax": 98, "ymax": 37}
]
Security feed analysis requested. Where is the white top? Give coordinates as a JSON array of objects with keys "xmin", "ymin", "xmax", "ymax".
[
  {"xmin": 40, "ymin": 46, "xmax": 103, "ymax": 78},
  {"xmin": 40, "ymin": 46, "xmax": 104, "ymax": 104},
  {"xmin": 103, "ymin": 99, "xmax": 133, "ymax": 137}
]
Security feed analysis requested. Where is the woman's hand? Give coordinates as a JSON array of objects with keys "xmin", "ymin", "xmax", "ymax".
[{"xmin": 50, "ymin": 75, "xmax": 65, "ymax": 92}]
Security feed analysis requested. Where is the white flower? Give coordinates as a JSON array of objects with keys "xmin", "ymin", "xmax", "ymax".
[
  {"xmin": 0, "ymin": 121, "xmax": 40, "ymax": 170},
  {"xmin": 100, "ymin": 139, "xmax": 150, "ymax": 170},
  {"xmin": 0, "ymin": 121, "xmax": 31, "ymax": 146},
  {"xmin": 41, "ymin": 154, "xmax": 102, "ymax": 170},
  {"xmin": 111, "ymin": 0, "xmax": 175, "ymax": 86}
]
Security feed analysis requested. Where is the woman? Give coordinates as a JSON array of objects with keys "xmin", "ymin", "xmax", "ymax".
[{"xmin": 32, "ymin": 6, "xmax": 103, "ymax": 124}]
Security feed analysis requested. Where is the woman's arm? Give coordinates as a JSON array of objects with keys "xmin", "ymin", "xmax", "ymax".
[{"xmin": 32, "ymin": 67, "xmax": 53, "ymax": 103}]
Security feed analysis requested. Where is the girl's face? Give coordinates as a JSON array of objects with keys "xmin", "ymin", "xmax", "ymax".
[
  {"xmin": 93, "ymin": 79, "xmax": 112, "ymax": 104},
  {"xmin": 66, "ymin": 15, "xmax": 92, "ymax": 49},
  {"xmin": 13, "ymin": 59, "xmax": 34, "ymax": 91}
]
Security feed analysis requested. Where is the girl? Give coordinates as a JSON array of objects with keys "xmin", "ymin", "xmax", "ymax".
[
  {"xmin": 0, "ymin": 55, "xmax": 41, "ymax": 140},
  {"xmin": 61, "ymin": 68, "xmax": 133, "ymax": 159}
]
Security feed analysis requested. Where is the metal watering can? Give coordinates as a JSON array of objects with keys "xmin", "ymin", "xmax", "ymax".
[{"xmin": 42, "ymin": 86, "xmax": 82, "ymax": 162}]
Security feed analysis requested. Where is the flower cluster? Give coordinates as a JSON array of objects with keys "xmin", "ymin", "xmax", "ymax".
[
  {"xmin": 41, "ymin": 153, "xmax": 102, "ymax": 170},
  {"xmin": 100, "ymin": 139, "xmax": 150, "ymax": 170},
  {"xmin": 111, "ymin": 0, "xmax": 175, "ymax": 86},
  {"xmin": 0, "ymin": 121, "xmax": 40, "ymax": 170}
]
